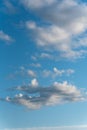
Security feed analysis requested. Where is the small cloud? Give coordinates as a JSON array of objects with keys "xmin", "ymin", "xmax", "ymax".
[
  {"xmin": 0, "ymin": 30, "xmax": 13, "ymax": 43},
  {"xmin": 26, "ymin": 21, "xmax": 37, "ymax": 30},
  {"xmin": 42, "ymin": 67, "xmax": 75, "ymax": 78},
  {"xmin": 27, "ymin": 70, "xmax": 36, "ymax": 77},
  {"xmin": 53, "ymin": 67, "xmax": 65, "ymax": 76},
  {"xmin": 20, "ymin": 0, "xmax": 57, "ymax": 9},
  {"xmin": 31, "ymin": 55, "xmax": 37, "ymax": 61},
  {"xmin": 66, "ymin": 69, "xmax": 75, "ymax": 76},
  {"xmin": 3, "ymin": 0, "xmax": 17, "ymax": 14},
  {"xmin": 40, "ymin": 53, "xmax": 53, "ymax": 59},
  {"xmin": 30, "ymin": 78, "xmax": 39, "ymax": 87},
  {"xmin": 30, "ymin": 63, "xmax": 41, "ymax": 68}
]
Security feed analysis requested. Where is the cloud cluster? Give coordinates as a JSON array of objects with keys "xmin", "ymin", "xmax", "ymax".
[
  {"xmin": 2, "ymin": 80, "xmax": 85, "ymax": 110},
  {"xmin": 7, "ymin": 67, "xmax": 37, "ymax": 80},
  {"xmin": 43, "ymin": 67, "xmax": 74, "ymax": 78},
  {"xmin": 7, "ymin": 66, "xmax": 74, "ymax": 80},
  {"xmin": 23, "ymin": 0, "xmax": 87, "ymax": 59},
  {"xmin": 0, "ymin": 30, "xmax": 13, "ymax": 42}
]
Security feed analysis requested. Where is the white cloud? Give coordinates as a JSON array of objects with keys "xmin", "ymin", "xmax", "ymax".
[
  {"xmin": 53, "ymin": 67, "xmax": 65, "ymax": 76},
  {"xmin": 20, "ymin": 0, "xmax": 57, "ymax": 9},
  {"xmin": 43, "ymin": 67, "xmax": 74, "ymax": 78},
  {"xmin": 24, "ymin": 0, "xmax": 87, "ymax": 59},
  {"xmin": 30, "ymin": 78, "xmax": 39, "ymax": 87},
  {"xmin": 27, "ymin": 70, "xmax": 36, "ymax": 77},
  {"xmin": 0, "ymin": 30, "xmax": 13, "ymax": 42},
  {"xmin": 26, "ymin": 21, "xmax": 36, "ymax": 29},
  {"xmin": 3, "ymin": 81, "xmax": 86, "ymax": 109},
  {"xmin": 40, "ymin": 53, "xmax": 53, "ymax": 59}
]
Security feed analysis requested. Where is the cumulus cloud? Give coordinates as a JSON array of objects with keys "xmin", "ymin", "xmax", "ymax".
[
  {"xmin": 0, "ymin": 30, "xmax": 13, "ymax": 42},
  {"xmin": 24, "ymin": 0, "xmax": 87, "ymax": 59},
  {"xmin": 1, "ymin": 81, "xmax": 86, "ymax": 110},
  {"xmin": 30, "ymin": 78, "xmax": 39, "ymax": 87}
]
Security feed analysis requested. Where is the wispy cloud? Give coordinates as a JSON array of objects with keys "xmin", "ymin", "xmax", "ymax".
[
  {"xmin": 30, "ymin": 63, "xmax": 41, "ymax": 68},
  {"xmin": 20, "ymin": 0, "xmax": 57, "ymax": 9},
  {"xmin": 0, "ymin": 30, "xmax": 13, "ymax": 43},
  {"xmin": 4, "ymin": 125, "xmax": 87, "ymax": 130},
  {"xmin": 1, "ymin": 80, "xmax": 86, "ymax": 110},
  {"xmin": 3, "ymin": 0, "xmax": 17, "ymax": 14},
  {"xmin": 27, "ymin": 70, "xmax": 36, "ymax": 77}
]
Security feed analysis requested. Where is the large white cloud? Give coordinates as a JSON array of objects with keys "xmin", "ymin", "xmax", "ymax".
[
  {"xmin": 24, "ymin": 0, "xmax": 87, "ymax": 59},
  {"xmin": 1, "ymin": 81, "xmax": 86, "ymax": 110}
]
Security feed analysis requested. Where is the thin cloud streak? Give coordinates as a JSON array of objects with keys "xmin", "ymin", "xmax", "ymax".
[
  {"xmin": 0, "ymin": 30, "xmax": 13, "ymax": 42},
  {"xmin": 3, "ymin": 125, "xmax": 87, "ymax": 130}
]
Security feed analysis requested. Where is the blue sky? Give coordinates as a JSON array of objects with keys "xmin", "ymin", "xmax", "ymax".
[{"xmin": 1, "ymin": 0, "xmax": 87, "ymax": 129}]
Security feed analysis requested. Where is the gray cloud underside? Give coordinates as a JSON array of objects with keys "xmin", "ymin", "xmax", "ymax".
[{"xmin": 1, "ymin": 81, "xmax": 85, "ymax": 109}]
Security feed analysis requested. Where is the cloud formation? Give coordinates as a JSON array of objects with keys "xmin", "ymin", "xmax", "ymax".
[
  {"xmin": 24, "ymin": 0, "xmax": 87, "ymax": 59},
  {"xmin": 43, "ymin": 67, "xmax": 74, "ymax": 78},
  {"xmin": 0, "ymin": 30, "xmax": 13, "ymax": 42},
  {"xmin": 1, "ymin": 80, "xmax": 85, "ymax": 110},
  {"xmin": 27, "ymin": 70, "xmax": 36, "ymax": 77}
]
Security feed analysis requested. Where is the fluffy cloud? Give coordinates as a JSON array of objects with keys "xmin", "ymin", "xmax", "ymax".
[
  {"xmin": 24, "ymin": 0, "xmax": 87, "ymax": 59},
  {"xmin": 30, "ymin": 78, "xmax": 39, "ymax": 87},
  {"xmin": 2, "ymin": 81, "xmax": 85, "ymax": 110},
  {"xmin": 0, "ymin": 30, "xmax": 13, "ymax": 42}
]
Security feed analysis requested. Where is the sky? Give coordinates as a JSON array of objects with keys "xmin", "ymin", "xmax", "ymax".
[{"xmin": 1, "ymin": 0, "xmax": 87, "ymax": 129}]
